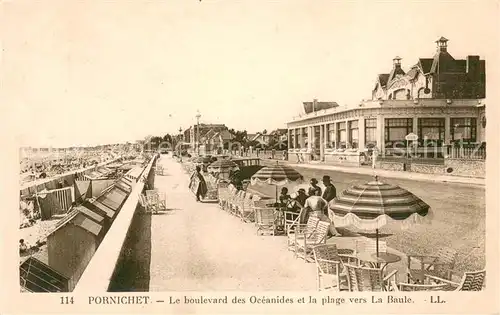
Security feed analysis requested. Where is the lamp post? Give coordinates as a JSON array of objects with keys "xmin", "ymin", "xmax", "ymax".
[
  {"xmin": 178, "ymin": 127, "xmax": 183, "ymax": 160},
  {"xmin": 195, "ymin": 110, "xmax": 201, "ymax": 155}
]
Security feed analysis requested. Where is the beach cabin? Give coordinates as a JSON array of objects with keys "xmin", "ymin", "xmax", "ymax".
[
  {"xmin": 125, "ymin": 166, "xmax": 144, "ymax": 182},
  {"xmin": 46, "ymin": 208, "xmax": 106, "ymax": 291}
]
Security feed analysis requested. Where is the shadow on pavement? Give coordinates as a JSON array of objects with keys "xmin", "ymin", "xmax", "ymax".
[{"xmin": 108, "ymin": 207, "xmax": 152, "ymax": 292}]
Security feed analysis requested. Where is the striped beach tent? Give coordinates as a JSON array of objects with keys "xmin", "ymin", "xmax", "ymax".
[{"xmin": 329, "ymin": 175, "xmax": 431, "ymax": 256}]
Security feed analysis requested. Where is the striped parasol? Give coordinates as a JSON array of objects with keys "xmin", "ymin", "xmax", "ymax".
[
  {"xmin": 207, "ymin": 159, "xmax": 239, "ymax": 174},
  {"xmin": 250, "ymin": 162, "xmax": 304, "ymax": 186},
  {"xmin": 192, "ymin": 156, "xmax": 212, "ymax": 164},
  {"xmin": 251, "ymin": 162, "xmax": 304, "ymax": 202},
  {"xmin": 329, "ymin": 175, "xmax": 431, "ymax": 256}
]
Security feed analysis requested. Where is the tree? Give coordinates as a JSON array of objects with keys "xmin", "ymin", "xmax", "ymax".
[
  {"xmin": 228, "ymin": 129, "xmax": 248, "ymax": 147},
  {"xmin": 162, "ymin": 134, "xmax": 173, "ymax": 145},
  {"xmin": 262, "ymin": 129, "xmax": 268, "ymax": 135}
]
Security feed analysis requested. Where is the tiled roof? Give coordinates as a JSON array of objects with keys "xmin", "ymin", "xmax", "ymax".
[
  {"xmin": 72, "ymin": 212, "xmax": 103, "ymax": 236},
  {"xmin": 387, "ymin": 66, "xmax": 406, "ymax": 83},
  {"xmin": 417, "ymin": 59, "xmax": 433, "ymax": 73},
  {"xmin": 406, "ymin": 67, "xmax": 419, "ymax": 80},
  {"xmin": 303, "ymin": 101, "xmax": 339, "ymax": 114},
  {"xmin": 430, "ymin": 51, "xmax": 461, "ymax": 73},
  {"xmin": 378, "ymin": 74, "xmax": 390, "ymax": 87}
]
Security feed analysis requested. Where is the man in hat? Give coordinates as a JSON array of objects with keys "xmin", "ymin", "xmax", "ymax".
[{"xmin": 322, "ymin": 175, "xmax": 337, "ymax": 202}]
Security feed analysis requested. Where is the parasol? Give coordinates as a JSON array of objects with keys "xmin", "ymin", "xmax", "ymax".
[
  {"xmin": 329, "ymin": 175, "xmax": 431, "ymax": 256},
  {"xmin": 192, "ymin": 156, "xmax": 212, "ymax": 164},
  {"xmin": 207, "ymin": 159, "xmax": 239, "ymax": 180},
  {"xmin": 250, "ymin": 161, "xmax": 304, "ymax": 202}
]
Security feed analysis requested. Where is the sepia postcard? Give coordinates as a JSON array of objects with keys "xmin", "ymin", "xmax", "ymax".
[{"xmin": 1, "ymin": 0, "xmax": 499, "ymax": 314}]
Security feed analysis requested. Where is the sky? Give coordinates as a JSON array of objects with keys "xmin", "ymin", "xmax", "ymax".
[{"xmin": 2, "ymin": 0, "xmax": 498, "ymax": 147}]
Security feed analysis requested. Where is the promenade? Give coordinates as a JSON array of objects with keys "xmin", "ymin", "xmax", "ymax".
[
  {"xmin": 258, "ymin": 158, "xmax": 485, "ymax": 186},
  {"xmin": 112, "ymin": 154, "xmax": 480, "ymax": 291},
  {"xmin": 147, "ymin": 156, "xmax": 317, "ymax": 291}
]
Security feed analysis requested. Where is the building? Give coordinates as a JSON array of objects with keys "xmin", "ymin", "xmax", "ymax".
[
  {"xmin": 287, "ymin": 37, "xmax": 486, "ymax": 176},
  {"xmin": 204, "ymin": 129, "xmax": 234, "ymax": 154},
  {"xmin": 183, "ymin": 124, "xmax": 227, "ymax": 151}
]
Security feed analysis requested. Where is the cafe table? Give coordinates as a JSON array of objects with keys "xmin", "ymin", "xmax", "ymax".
[{"xmin": 356, "ymin": 252, "xmax": 402, "ymax": 273}]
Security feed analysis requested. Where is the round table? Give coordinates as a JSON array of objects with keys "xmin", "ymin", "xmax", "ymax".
[{"xmin": 356, "ymin": 252, "xmax": 401, "ymax": 273}]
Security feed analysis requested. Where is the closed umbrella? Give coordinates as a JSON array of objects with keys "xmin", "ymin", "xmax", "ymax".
[
  {"xmin": 250, "ymin": 161, "xmax": 304, "ymax": 202},
  {"xmin": 329, "ymin": 175, "xmax": 431, "ymax": 256}
]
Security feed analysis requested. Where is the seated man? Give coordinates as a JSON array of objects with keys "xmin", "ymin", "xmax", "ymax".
[
  {"xmin": 19, "ymin": 239, "xmax": 28, "ymax": 254},
  {"xmin": 278, "ymin": 187, "xmax": 291, "ymax": 209}
]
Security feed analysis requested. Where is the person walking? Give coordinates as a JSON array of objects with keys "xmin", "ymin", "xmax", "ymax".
[
  {"xmin": 322, "ymin": 175, "xmax": 337, "ymax": 202},
  {"xmin": 190, "ymin": 166, "xmax": 208, "ymax": 202},
  {"xmin": 308, "ymin": 178, "xmax": 322, "ymax": 197}
]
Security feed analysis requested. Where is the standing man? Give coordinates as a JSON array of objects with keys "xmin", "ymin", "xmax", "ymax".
[{"xmin": 322, "ymin": 175, "xmax": 337, "ymax": 203}]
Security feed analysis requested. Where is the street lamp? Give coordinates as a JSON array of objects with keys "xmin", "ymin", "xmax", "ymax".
[
  {"xmin": 178, "ymin": 127, "xmax": 183, "ymax": 158},
  {"xmin": 195, "ymin": 110, "xmax": 201, "ymax": 155}
]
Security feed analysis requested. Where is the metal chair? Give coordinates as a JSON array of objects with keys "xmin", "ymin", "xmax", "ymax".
[
  {"xmin": 254, "ymin": 206, "xmax": 277, "ymax": 236},
  {"xmin": 407, "ymin": 247, "xmax": 458, "ymax": 283},
  {"xmin": 344, "ymin": 264, "xmax": 399, "ymax": 292},
  {"xmin": 287, "ymin": 215, "xmax": 320, "ymax": 251},
  {"xmin": 241, "ymin": 194, "xmax": 260, "ymax": 223},
  {"xmin": 295, "ymin": 221, "xmax": 331, "ymax": 262},
  {"xmin": 425, "ymin": 269, "xmax": 486, "ymax": 291},
  {"xmin": 312, "ymin": 244, "xmax": 357, "ymax": 291}
]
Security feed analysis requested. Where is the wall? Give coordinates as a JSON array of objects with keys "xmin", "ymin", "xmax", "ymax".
[
  {"xmin": 48, "ymin": 226, "xmax": 97, "ymax": 291},
  {"xmin": 445, "ymin": 158, "xmax": 485, "ymax": 178},
  {"xmin": 324, "ymin": 151, "xmax": 362, "ymax": 166},
  {"xmin": 409, "ymin": 163, "xmax": 444, "ymax": 175},
  {"xmin": 375, "ymin": 160, "xmax": 405, "ymax": 171}
]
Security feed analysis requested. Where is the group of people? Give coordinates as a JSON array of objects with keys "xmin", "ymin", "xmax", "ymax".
[{"xmin": 278, "ymin": 175, "xmax": 339, "ymax": 236}]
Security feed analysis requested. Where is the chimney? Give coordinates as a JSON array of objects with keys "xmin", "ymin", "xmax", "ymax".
[
  {"xmin": 466, "ymin": 55, "xmax": 480, "ymax": 75},
  {"xmin": 393, "ymin": 56, "xmax": 402, "ymax": 68},
  {"xmin": 436, "ymin": 36, "xmax": 448, "ymax": 52},
  {"xmin": 313, "ymin": 98, "xmax": 318, "ymax": 112}
]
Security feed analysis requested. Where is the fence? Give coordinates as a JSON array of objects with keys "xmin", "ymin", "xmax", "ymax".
[{"xmin": 447, "ymin": 146, "xmax": 486, "ymax": 160}]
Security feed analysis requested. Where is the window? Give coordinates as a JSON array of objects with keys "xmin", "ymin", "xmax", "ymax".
[
  {"xmin": 451, "ymin": 118, "xmax": 477, "ymax": 143},
  {"xmin": 337, "ymin": 122, "xmax": 346, "ymax": 148},
  {"xmin": 348, "ymin": 120, "xmax": 359, "ymax": 149},
  {"xmin": 384, "ymin": 118, "xmax": 413, "ymax": 147},
  {"xmin": 328, "ymin": 123, "xmax": 335, "ymax": 148},
  {"xmin": 365, "ymin": 118, "xmax": 377, "ymax": 148},
  {"xmin": 418, "ymin": 118, "xmax": 445, "ymax": 146}
]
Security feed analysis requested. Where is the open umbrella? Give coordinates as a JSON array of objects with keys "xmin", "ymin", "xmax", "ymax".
[
  {"xmin": 250, "ymin": 161, "xmax": 304, "ymax": 202},
  {"xmin": 207, "ymin": 159, "xmax": 239, "ymax": 173},
  {"xmin": 207, "ymin": 159, "xmax": 239, "ymax": 180},
  {"xmin": 192, "ymin": 156, "xmax": 212, "ymax": 164},
  {"xmin": 329, "ymin": 175, "xmax": 431, "ymax": 256}
]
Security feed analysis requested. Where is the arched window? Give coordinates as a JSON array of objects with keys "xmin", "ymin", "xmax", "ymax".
[{"xmin": 392, "ymin": 89, "xmax": 406, "ymax": 100}]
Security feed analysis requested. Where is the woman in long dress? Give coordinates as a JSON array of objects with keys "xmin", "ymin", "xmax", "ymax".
[
  {"xmin": 190, "ymin": 165, "xmax": 208, "ymax": 202},
  {"xmin": 299, "ymin": 195, "xmax": 339, "ymax": 236}
]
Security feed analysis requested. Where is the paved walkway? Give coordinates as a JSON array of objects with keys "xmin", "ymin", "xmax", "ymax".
[
  {"xmin": 259, "ymin": 158, "xmax": 485, "ymax": 186},
  {"xmin": 148, "ymin": 155, "xmax": 317, "ymax": 291}
]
